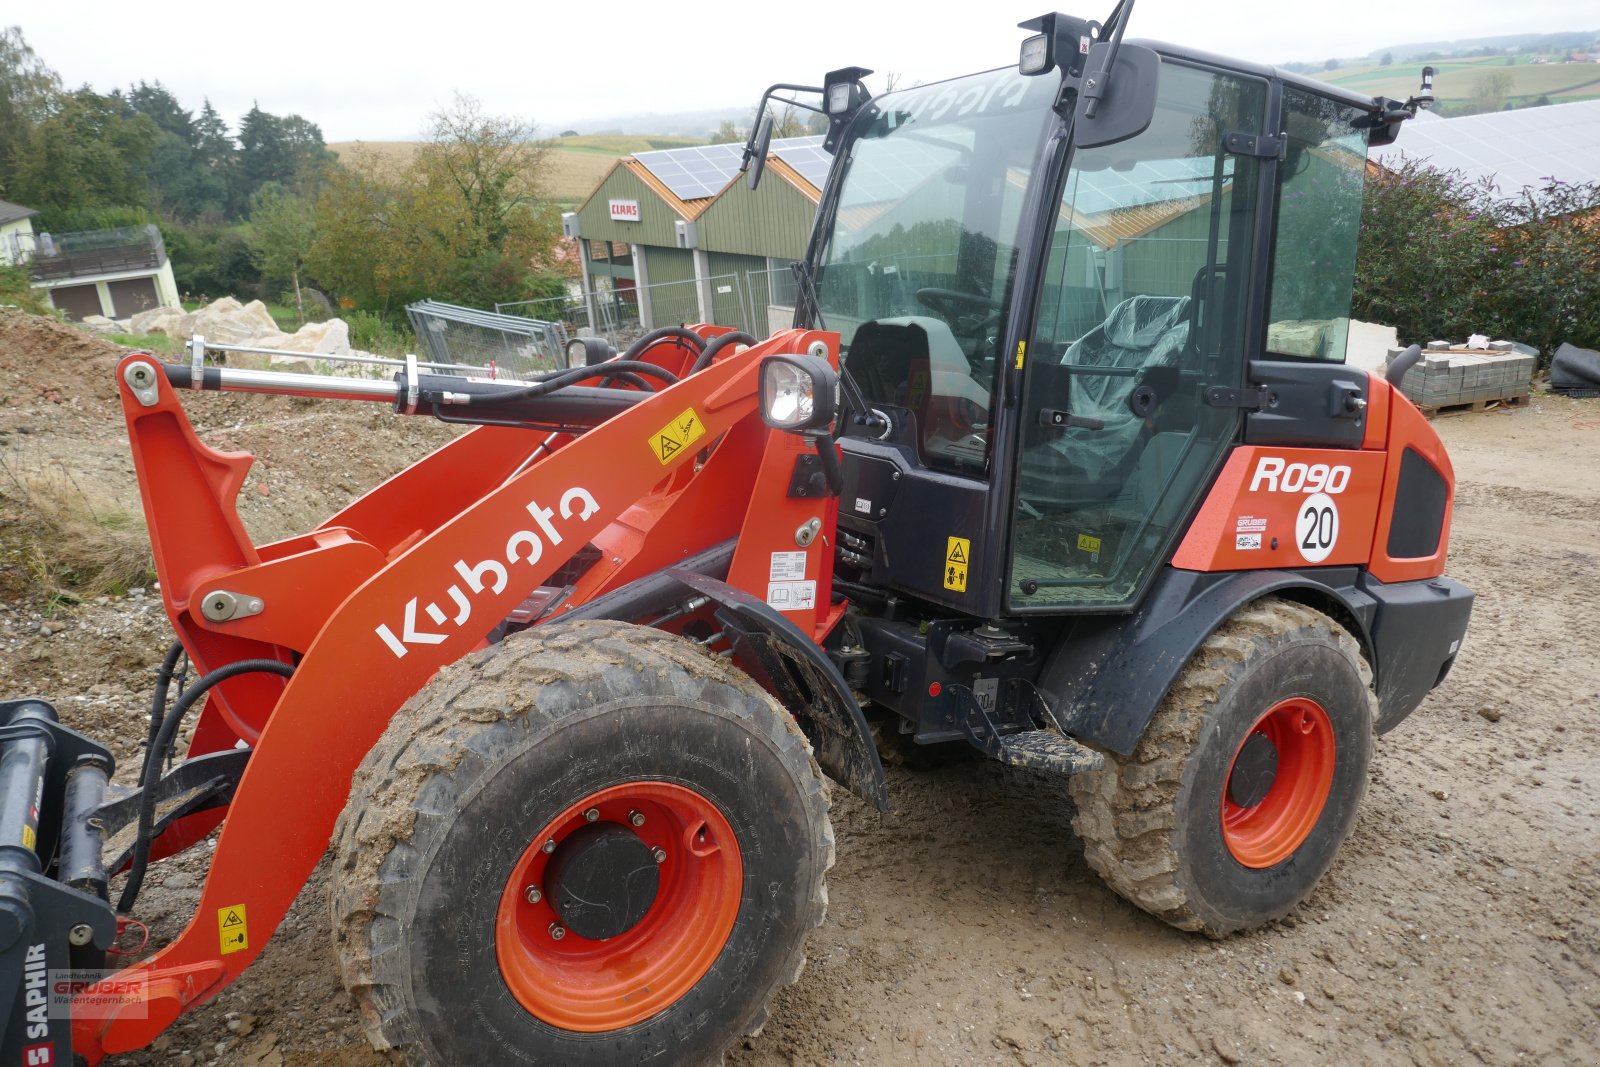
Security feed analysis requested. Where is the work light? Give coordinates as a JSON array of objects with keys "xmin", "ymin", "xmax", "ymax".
[
  {"xmin": 1019, "ymin": 34, "xmax": 1050, "ymax": 75},
  {"xmin": 759, "ymin": 355, "xmax": 837, "ymax": 433}
]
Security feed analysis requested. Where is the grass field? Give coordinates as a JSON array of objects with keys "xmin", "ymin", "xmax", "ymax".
[
  {"xmin": 1319, "ymin": 57, "xmax": 1600, "ymax": 108},
  {"xmin": 327, "ymin": 133, "xmax": 711, "ymax": 209}
]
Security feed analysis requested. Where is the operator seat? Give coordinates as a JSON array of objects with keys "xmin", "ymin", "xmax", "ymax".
[
  {"xmin": 844, "ymin": 316, "xmax": 989, "ymax": 465},
  {"xmin": 1019, "ymin": 293, "xmax": 1191, "ymax": 504}
]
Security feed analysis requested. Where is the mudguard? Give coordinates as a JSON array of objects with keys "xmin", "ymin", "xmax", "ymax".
[
  {"xmin": 560, "ymin": 565, "xmax": 889, "ymax": 811},
  {"xmin": 1041, "ymin": 567, "xmax": 1395, "ymax": 756}
]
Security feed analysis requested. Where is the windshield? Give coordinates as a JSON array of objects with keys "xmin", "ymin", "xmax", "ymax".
[{"xmin": 812, "ymin": 68, "xmax": 1057, "ymax": 474}]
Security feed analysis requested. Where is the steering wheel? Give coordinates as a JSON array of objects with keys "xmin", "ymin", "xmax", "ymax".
[{"xmin": 915, "ymin": 287, "xmax": 1001, "ymax": 320}]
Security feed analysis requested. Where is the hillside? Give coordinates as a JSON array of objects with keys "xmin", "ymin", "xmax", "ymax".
[
  {"xmin": 328, "ymin": 133, "xmax": 710, "ymax": 208},
  {"xmin": 1318, "ymin": 55, "xmax": 1600, "ymax": 112}
]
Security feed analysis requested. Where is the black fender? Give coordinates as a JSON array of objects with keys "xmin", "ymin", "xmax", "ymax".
[
  {"xmin": 1041, "ymin": 567, "xmax": 1384, "ymax": 756},
  {"xmin": 558, "ymin": 551, "xmax": 889, "ymax": 811}
]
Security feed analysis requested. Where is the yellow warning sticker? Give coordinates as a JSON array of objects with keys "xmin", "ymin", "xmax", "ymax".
[
  {"xmin": 944, "ymin": 536, "xmax": 970, "ymax": 593},
  {"xmin": 21, "ymin": 825, "xmax": 34, "ymax": 852},
  {"xmin": 1014, "ymin": 340, "xmax": 1027, "ymax": 370},
  {"xmin": 651, "ymin": 407, "xmax": 706, "ymax": 465},
  {"xmin": 1077, "ymin": 533, "xmax": 1102, "ymax": 554},
  {"xmin": 218, "ymin": 904, "xmax": 248, "ymax": 955}
]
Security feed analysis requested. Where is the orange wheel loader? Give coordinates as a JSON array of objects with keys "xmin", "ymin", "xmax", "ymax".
[{"xmin": 0, "ymin": 4, "xmax": 1469, "ymax": 1064}]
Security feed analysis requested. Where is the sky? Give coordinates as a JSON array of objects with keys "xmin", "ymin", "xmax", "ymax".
[{"xmin": 14, "ymin": 0, "xmax": 1598, "ymax": 141}]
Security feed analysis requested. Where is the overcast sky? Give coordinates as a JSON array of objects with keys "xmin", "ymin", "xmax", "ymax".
[{"xmin": 15, "ymin": 0, "xmax": 1598, "ymax": 141}]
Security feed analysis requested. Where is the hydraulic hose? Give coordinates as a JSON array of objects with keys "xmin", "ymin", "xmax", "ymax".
[
  {"xmin": 623, "ymin": 325, "xmax": 706, "ymax": 361},
  {"xmin": 118, "ymin": 658, "xmax": 296, "ymax": 914},
  {"xmin": 458, "ymin": 360, "xmax": 681, "ymax": 406},
  {"xmin": 690, "ymin": 331, "xmax": 757, "ymax": 375}
]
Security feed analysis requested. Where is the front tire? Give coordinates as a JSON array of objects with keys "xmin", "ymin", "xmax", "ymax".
[
  {"xmin": 1069, "ymin": 598, "xmax": 1375, "ymax": 936},
  {"xmin": 330, "ymin": 620, "xmax": 832, "ymax": 1065}
]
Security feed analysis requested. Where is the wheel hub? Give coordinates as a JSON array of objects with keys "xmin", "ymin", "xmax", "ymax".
[
  {"xmin": 544, "ymin": 822, "xmax": 660, "ymax": 941},
  {"xmin": 1226, "ymin": 732, "xmax": 1279, "ymax": 809}
]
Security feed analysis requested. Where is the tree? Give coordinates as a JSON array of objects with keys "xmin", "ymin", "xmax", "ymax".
[
  {"xmin": 709, "ymin": 118, "xmax": 741, "ymax": 145},
  {"xmin": 1380, "ymin": 52, "xmax": 1394, "ymax": 66},
  {"xmin": 0, "ymin": 26, "xmax": 62, "ymax": 194},
  {"xmin": 308, "ymin": 95, "xmax": 563, "ymax": 313},
  {"xmin": 127, "ymin": 81, "xmax": 192, "ymax": 140},
  {"xmin": 9, "ymin": 87, "xmax": 158, "ymax": 216},
  {"xmin": 248, "ymin": 183, "xmax": 316, "ymax": 319},
  {"xmin": 1323, "ymin": 58, "xmax": 1339, "ymax": 71},
  {"xmin": 1467, "ymin": 71, "xmax": 1512, "ymax": 114}
]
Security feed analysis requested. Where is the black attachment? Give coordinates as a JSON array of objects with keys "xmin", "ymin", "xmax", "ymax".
[{"xmin": 0, "ymin": 700, "xmax": 117, "ymax": 1065}]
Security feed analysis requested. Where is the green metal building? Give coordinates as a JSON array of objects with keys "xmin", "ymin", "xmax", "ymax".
[{"xmin": 565, "ymin": 138, "xmax": 829, "ymax": 337}]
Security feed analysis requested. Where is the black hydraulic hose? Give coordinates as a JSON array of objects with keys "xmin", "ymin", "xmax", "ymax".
[
  {"xmin": 623, "ymin": 325, "xmax": 705, "ymax": 361},
  {"xmin": 690, "ymin": 331, "xmax": 757, "ymax": 375},
  {"xmin": 595, "ymin": 370, "xmax": 655, "ymax": 392},
  {"xmin": 460, "ymin": 360, "xmax": 680, "ymax": 406},
  {"xmin": 118, "ymin": 658, "xmax": 295, "ymax": 914},
  {"xmin": 143, "ymin": 640, "xmax": 186, "ymax": 768}
]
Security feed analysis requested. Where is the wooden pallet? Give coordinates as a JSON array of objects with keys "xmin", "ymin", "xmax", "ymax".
[{"xmin": 1418, "ymin": 393, "xmax": 1531, "ymax": 419}]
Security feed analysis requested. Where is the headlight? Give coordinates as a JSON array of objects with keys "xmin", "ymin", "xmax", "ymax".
[{"xmin": 759, "ymin": 354, "xmax": 838, "ymax": 433}]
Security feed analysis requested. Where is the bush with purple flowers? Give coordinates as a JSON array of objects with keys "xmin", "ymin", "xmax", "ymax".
[{"xmin": 1354, "ymin": 159, "xmax": 1600, "ymax": 363}]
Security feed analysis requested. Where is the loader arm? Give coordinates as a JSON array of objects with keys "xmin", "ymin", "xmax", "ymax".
[{"xmin": 76, "ymin": 329, "xmax": 856, "ymax": 1059}]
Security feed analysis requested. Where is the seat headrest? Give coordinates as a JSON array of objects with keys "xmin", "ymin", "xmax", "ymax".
[{"xmin": 1103, "ymin": 295, "xmax": 1191, "ymax": 350}]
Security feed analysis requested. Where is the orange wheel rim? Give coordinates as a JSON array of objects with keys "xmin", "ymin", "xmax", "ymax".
[
  {"xmin": 494, "ymin": 781, "xmax": 743, "ymax": 1032},
  {"xmin": 1221, "ymin": 698, "xmax": 1336, "ymax": 869}
]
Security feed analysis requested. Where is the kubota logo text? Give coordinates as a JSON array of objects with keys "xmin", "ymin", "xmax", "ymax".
[
  {"xmin": 376, "ymin": 487, "xmax": 600, "ymax": 659},
  {"xmin": 1249, "ymin": 457, "xmax": 1351, "ymax": 495}
]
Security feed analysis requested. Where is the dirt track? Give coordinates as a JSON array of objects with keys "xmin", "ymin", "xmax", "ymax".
[{"xmin": 1, "ymin": 313, "xmax": 1596, "ymax": 1066}]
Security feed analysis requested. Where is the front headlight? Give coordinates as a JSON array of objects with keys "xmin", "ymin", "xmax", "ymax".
[{"xmin": 759, "ymin": 354, "xmax": 838, "ymax": 433}]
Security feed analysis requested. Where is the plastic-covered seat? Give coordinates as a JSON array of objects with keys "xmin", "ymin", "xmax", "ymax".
[{"xmin": 1021, "ymin": 294, "xmax": 1190, "ymax": 501}]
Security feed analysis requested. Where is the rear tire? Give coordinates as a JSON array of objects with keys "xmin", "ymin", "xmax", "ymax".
[
  {"xmin": 330, "ymin": 620, "xmax": 832, "ymax": 1066},
  {"xmin": 1069, "ymin": 598, "xmax": 1375, "ymax": 936}
]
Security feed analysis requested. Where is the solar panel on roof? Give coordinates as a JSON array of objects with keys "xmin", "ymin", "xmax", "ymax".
[
  {"xmin": 1369, "ymin": 99, "xmax": 1600, "ymax": 195},
  {"xmin": 634, "ymin": 136, "xmax": 827, "ymax": 202}
]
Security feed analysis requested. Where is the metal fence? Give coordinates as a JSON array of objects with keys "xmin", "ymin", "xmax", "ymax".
[
  {"xmin": 499, "ymin": 274, "xmax": 759, "ymax": 351},
  {"xmin": 744, "ymin": 266, "xmax": 802, "ymax": 336},
  {"xmin": 404, "ymin": 300, "xmax": 569, "ymax": 377}
]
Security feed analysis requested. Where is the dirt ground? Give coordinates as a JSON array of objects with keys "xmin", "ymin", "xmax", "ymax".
[{"xmin": 0, "ymin": 310, "xmax": 1596, "ymax": 1066}]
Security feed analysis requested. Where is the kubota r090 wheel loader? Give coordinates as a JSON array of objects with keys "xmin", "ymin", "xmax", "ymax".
[{"xmin": 0, "ymin": 4, "xmax": 1471, "ymax": 1064}]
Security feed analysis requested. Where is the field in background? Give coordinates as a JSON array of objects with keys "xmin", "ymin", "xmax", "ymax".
[
  {"xmin": 328, "ymin": 133, "xmax": 710, "ymax": 209},
  {"xmin": 1320, "ymin": 56, "xmax": 1600, "ymax": 109}
]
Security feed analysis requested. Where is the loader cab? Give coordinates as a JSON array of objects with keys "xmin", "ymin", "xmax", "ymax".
[{"xmin": 809, "ymin": 44, "xmax": 1375, "ymax": 617}]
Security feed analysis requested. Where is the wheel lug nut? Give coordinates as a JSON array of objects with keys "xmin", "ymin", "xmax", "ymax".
[
  {"xmin": 548, "ymin": 923, "xmax": 566, "ymax": 940},
  {"xmin": 584, "ymin": 807, "xmax": 600, "ymax": 822},
  {"xmin": 525, "ymin": 885, "xmax": 542, "ymax": 904},
  {"xmin": 652, "ymin": 846, "xmax": 667, "ymax": 864},
  {"xmin": 628, "ymin": 810, "xmax": 646, "ymax": 827},
  {"xmin": 541, "ymin": 838, "xmax": 556, "ymax": 854}
]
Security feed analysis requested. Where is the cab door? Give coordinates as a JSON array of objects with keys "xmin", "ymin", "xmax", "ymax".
[{"xmin": 1008, "ymin": 60, "xmax": 1270, "ymax": 610}]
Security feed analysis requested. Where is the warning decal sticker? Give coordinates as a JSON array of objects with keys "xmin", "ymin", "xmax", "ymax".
[
  {"xmin": 218, "ymin": 904, "xmax": 249, "ymax": 955},
  {"xmin": 944, "ymin": 536, "xmax": 970, "ymax": 593},
  {"xmin": 651, "ymin": 407, "xmax": 707, "ymax": 465}
]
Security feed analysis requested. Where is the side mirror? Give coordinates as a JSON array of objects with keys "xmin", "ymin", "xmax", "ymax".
[
  {"xmin": 1072, "ymin": 43, "xmax": 1159, "ymax": 149},
  {"xmin": 744, "ymin": 113, "xmax": 775, "ymax": 191}
]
